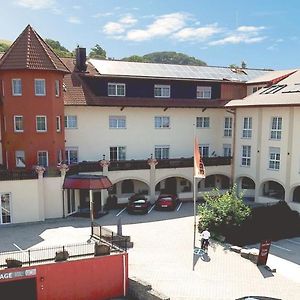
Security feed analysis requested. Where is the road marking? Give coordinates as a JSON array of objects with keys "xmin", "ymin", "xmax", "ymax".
[
  {"xmin": 271, "ymin": 244, "xmax": 291, "ymax": 252},
  {"xmin": 286, "ymin": 239, "xmax": 300, "ymax": 246},
  {"xmin": 116, "ymin": 207, "xmax": 126, "ymax": 217},
  {"xmin": 148, "ymin": 204, "xmax": 155, "ymax": 214},
  {"xmin": 13, "ymin": 243, "xmax": 23, "ymax": 251},
  {"xmin": 177, "ymin": 202, "xmax": 183, "ymax": 211}
]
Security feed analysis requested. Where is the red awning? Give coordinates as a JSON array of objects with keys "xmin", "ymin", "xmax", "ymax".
[{"xmin": 63, "ymin": 175, "xmax": 112, "ymax": 190}]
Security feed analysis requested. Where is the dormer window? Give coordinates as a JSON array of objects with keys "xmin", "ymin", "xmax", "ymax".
[
  {"xmin": 108, "ymin": 83, "xmax": 125, "ymax": 96},
  {"xmin": 197, "ymin": 86, "xmax": 211, "ymax": 99},
  {"xmin": 154, "ymin": 85, "xmax": 170, "ymax": 98},
  {"xmin": 12, "ymin": 79, "xmax": 22, "ymax": 96},
  {"xmin": 35, "ymin": 79, "xmax": 46, "ymax": 96}
]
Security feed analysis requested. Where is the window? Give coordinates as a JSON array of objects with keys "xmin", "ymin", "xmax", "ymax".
[
  {"xmin": 199, "ymin": 145, "xmax": 209, "ymax": 157},
  {"xmin": 154, "ymin": 85, "xmax": 170, "ymax": 98},
  {"xmin": 270, "ymin": 117, "xmax": 282, "ymax": 140},
  {"xmin": 55, "ymin": 80, "xmax": 60, "ymax": 97},
  {"xmin": 242, "ymin": 117, "xmax": 252, "ymax": 138},
  {"xmin": 197, "ymin": 86, "xmax": 212, "ymax": 99},
  {"xmin": 67, "ymin": 189, "xmax": 76, "ymax": 215},
  {"xmin": 36, "ymin": 116, "xmax": 47, "ymax": 132},
  {"xmin": 14, "ymin": 115, "xmax": 24, "ymax": 132},
  {"xmin": 109, "ymin": 116, "xmax": 126, "ymax": 129},
  {"xmin": 196, "ymin": 117, "xmax": 210, "ymax": 128},
  {"xmin": 155, "ymin": 116, "xmax": 170, "ymax": 128},
  {"xmin": 37, "ymin": 151, "xmax": 48, "ymax": 167},
  {"xmin": 15, "ymin": 150, "xmax": 25, "ymax": 168},
  {"xmin": 269, "ymin": 147, "xmax": 280, "ymax": 170},
  {"xmin": 224, "ymin": 117, "xmax": 232, "ymax": 137},
  {"xmin": 12, "ymin": 79, "xmax": 22, "ymax": 96},
  {"xmin": 35, "ymin": 79, "xmax": 46, "ymax": 96},
  {"xmin": 65, "ymin": 147, "xmax": 78, "ymax": 164},
  {"xmin": 56, "ymin": 116, "xmax": 61, "ymax": 132},
  {"xmin": 1, "ymin": 193, "xmax": 11, "ymax": 224},
  {"xmin": 64, "ymin": 115, "xmax": 77, "ymax": 129},
  {"xmin": 108, "ymin": 83, "xmax": 125, "ymax": 96},
  {"xmin": 241, "ymin": 145, "xmax": 251, "ymax": 167},
  {"xmin": 223, "ymin": 144, "xmax": 231, "ymax": 157},
  {"xmin": 155, "ymin": 145, "xmax": 170, "ymax": 159},
  {"xmin": 110, "ymin": 146, "xmax": 126, "ymax": 161}
]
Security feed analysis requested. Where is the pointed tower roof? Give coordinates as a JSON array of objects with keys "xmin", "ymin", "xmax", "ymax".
[{"xmin": 0, "ymin": 25, "xmax": 69, "ymax": 73}]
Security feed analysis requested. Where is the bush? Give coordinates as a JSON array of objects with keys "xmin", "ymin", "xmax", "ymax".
[{"xmin": 198, "ymin": 185, "xmax": 251, "ymax": 238}]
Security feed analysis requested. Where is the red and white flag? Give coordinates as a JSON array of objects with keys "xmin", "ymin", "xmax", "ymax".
[{"xmin": 194, "ymin": 137, "xmax": 206, "ymax": 178}]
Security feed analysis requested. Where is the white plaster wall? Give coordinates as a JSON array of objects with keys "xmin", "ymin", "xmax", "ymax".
[
  {"xmin": 0, "ymin": 179, "xmax": 40, "ymax": 223},
  {"xmin": 44, "ymin": 177, "xmax": 63, "ymax": 219},
  {"xmin": 65, "ymin": 106, "xmax": 233, "ymax": 161}
]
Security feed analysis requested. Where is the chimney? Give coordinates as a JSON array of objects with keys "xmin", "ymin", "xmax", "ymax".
[{"xmin": 75, "ymin": 47, "xmax": 87, "ymax": 72}]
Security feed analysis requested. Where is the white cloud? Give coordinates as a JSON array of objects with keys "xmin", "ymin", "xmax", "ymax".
[
  {"xmin": 125, "ymin": 13, "xmax": 187, "ymax": 41},
  {"xmin": 15, "ymin": 0, "xmax": 55, "ymax": 10},
  {"xmin": 103, "ymin": 22, "xmax": 126, "ymax": 34},
  {"xmin": 173, "ymin": 24, "xmax": 221, "ymax": 41},
  {"xmin": 103, "ymin": 14, "xmax": 137, "ymax": 35},
  {"xmin": 68, "ymin": 16, "xmax": 81, "ymax": 24},
  {"xmin": 237, "ymin": 26, "xmax": 265, "ymax": 32},
  {"xmin": 73, "ymin": 5, "xmax": 81, "ymax": 10},
  {"xmin": 210, "ymin": 25, "xmax": 266, "ymax": 46},
  {"xmin": 93, "ymin": 12, "xmax": 113, "ymax": 18}
]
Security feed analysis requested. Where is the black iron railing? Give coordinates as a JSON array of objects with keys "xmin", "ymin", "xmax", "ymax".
[{"xmin": 91, "ymin": 222, "xmax": 129, "ymax": 252}]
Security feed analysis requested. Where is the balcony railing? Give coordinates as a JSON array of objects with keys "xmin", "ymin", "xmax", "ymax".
[{"xmin": 68, "ymin": 156, "xmax": 232, "ymax": 174}]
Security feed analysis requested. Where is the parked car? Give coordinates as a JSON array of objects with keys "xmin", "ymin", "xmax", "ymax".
[
  {"xmin": 127, "ymin": 194, "xmax": 150, "ymax": 214},
  {"xmin": 155, "ymin": 194, "xmax": 179, "ymax": 211}
]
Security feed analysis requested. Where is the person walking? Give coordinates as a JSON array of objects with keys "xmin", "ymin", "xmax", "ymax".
[{"xmin": 200, "ymin": 228, "xmax": 211, "ymax": 251}]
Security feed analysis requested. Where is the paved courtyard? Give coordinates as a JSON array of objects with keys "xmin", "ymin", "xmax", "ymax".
[{"xmin": 0, "ymin": 202, "xmax": 300, "ymax": 299}]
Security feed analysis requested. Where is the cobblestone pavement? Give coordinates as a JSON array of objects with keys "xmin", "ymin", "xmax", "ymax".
[{"xmin": 0, "ymin": 202, "xmax": 300, "ymax": 300}]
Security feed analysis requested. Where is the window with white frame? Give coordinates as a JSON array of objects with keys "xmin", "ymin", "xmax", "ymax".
[
  {"xmin": 65, "ymin": 147, "xmax": 78, "ymax": 164},
  {"xmin": 154, "ymin": 85, "xmax": 170, "ymax": 98},
  {"xmin": 12, "ymin": 79, "xmax": 22, "ymax": 96},
  {"xmin": 155, "ymin": 145, "xmax": 170, "ymax": 159},
  {"xmin": 269, "ymin": 147, "xmax": 280, "ymax": 170},
  {"xmin": 15, "ymin": 150, "xmax": 25, "ymax": 168},
  {"xmin": 110, "ymin": 146, "xmax": 126, "ymax": 161},
  {"xmin": 197, "ymin": 86, "xmax": 212, "ymax": 99},
  {"xmin": 64, "ymin": 115, "xmax": 77, "ymax": 129},
  {"xmin": 0, "ymin": 193, "xmax": 11, "ymax": 224},
  {"xmin": 154, "ymin": 116, "xmax": 170, "ymax": 128},
  {"xmin": 199, "ymin": 145, "xmax": 209, "ymax": 157},
  {"xmin": 242, "ymin": 117, "xmax": 252, "ymax": 138},
  {"xmin": 36, "ymin": 116, "xmax": 47, "ymax": 132},
  {"xmin": 224, "ymin": 117, "xmax": 232, "ymax": 137},
  {"xmin": 241, "ymin": 145, "xmax": 251, "ymax": 166},
  {"xmin": 109, "ymin": 116, "xmax": 126, "ymax": 129},
  {"xmin": 37, "ymin": 151, "xmax": 48, "ymax": 167},
  {"xmin": 35, "ymin": 79, "xmax": 46, "ymax": 96},
  {"xmin": 223, "ymin": 144, "xmax": 231, "ymax": 157},
  {"xmin": 55, "ymin": 80, "xmax": 60, "ymax": 97},
  {"xmin": 14, "ymin": 115, "xmax": 24, "ymax": 132},
  {"xmin": 196, "ymin": 117, "xmax": 210, "ymax": 128},
  {"xmin": 108, "ymin": 83, "xmax": 125, "ymax": 96},
  {"xmin": 56, "ymin": 116, "xmax": 61, "ymax": 132},
  {"xmin": 270, "ymin": 117, "xmax": 282, "ymax": 140}
]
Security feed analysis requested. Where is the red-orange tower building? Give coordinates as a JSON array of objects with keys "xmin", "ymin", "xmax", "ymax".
[{"xmin": 0, "ymin": 25, "xmax": 70, "ymax": 170}]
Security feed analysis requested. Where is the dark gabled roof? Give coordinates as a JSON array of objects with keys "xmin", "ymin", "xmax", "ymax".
[{"xmin": 0, "ymin": 25, "xmax": 69, "ymax": 73}]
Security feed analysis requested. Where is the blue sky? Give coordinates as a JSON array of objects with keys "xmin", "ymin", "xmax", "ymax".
[{"xmin": 0, "ymin": 0, "xmax": 299, "ymax": 69}]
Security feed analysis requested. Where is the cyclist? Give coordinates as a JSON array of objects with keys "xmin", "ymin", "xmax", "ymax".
[{"xmin": 200, "ymin": 228, "xmax": 211, "ymax": 252}]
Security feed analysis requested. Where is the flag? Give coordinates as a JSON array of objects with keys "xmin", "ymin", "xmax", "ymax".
[{"xmin": 194, "ymin": 137, "xmax": 206, "ymax": 178}]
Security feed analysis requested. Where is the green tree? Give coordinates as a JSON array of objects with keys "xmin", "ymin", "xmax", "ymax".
[
  {"xmin": 89, "ymin": 44, "xmax": 106, "ymax": 59},
  {"xmin": 0, "ymin": 41, "xmax": 11, "ymax": 53},
  {"xmin": 45, "ymin": 39, "xmax": 73, "ymax": 58},
  {"xmin": 121, "ymin": 55, "xmax": 148, "ymax": 63},
  {"xmin": 198, "ymin": 185, "xmax": 251, "ymax": 238}
]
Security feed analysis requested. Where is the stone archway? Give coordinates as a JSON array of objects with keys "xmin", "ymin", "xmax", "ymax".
[
  {"xmin": 292, "ymin": 186, "xmax": 300, "ymax": 203},
  {"xmin": 261, "ymin": 180, "xmax": 285, "ymax": 200}
]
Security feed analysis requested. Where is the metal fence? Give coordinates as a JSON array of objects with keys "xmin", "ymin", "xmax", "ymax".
[{"xmin": 91, "ymin": 222, "xmax": 129, "ymax": 252}]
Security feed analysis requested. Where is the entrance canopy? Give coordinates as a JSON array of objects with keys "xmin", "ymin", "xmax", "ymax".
[{"xmin": 63, "ymin": 174, "xmax": 112, "ymax": 190}]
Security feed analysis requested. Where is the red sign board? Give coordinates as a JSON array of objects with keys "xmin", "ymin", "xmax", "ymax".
[{"xmin": 257, "ymin": 240, "xmax": 272, "ymax": 266}]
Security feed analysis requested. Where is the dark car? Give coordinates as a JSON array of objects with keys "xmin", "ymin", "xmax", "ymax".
[
  {"xmin": 155, "ymin": 194, "xmax": 179, "ymax": 211},
  {"xmin": 127, "ymin": 194, "xmax": 149, "ymax": 214}
]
